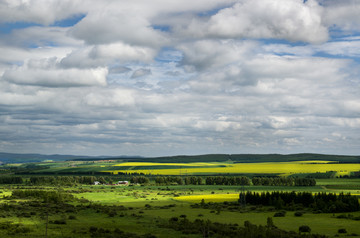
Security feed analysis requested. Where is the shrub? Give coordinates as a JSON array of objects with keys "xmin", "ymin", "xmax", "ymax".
[
  {"xmin": 274, "ymin": 211, "xmax": 286, "ymax": 217},
  {"xmin": 294, "ymin": 211, "xmax": 303, "ymax": 217},
  {"xmin": 89, "ymin": 226, "xmax": 97, "ymax": 233},
  {"xmin": 51, "ymin": 219, "xmax": 66, "ymax": 225},
  {"xmin": 299, "ymin": 225, "xmax": 311, "ymax": 233},
  {"xmin": 169, "ymin": 217, "xmax": 178, "ymax": 222},
  {"xmin": 108, "ymin": 210, "xmax": 117, "ymax": 217},
  {"xmin": 338, "ymin": 228, "xmax": 347, "ymax": 234}
]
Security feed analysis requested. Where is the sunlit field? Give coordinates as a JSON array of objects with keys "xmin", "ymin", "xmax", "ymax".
[
  {"xmin": 174, "ymin": 193, "xmax": 240, "ymax": 203},
  {"xmin": 105, "ymin": 161, "xmax": 360, "ymax": 176}
]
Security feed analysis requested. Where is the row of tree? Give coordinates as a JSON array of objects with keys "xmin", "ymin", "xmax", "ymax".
[
  {"xmin": 130, "ymin": 176, "xmax": 149, "ymax": 184},
  {"xmin": 239, "ymin": 191, "xmax": 359, "ymax": 213},
  {"xmin": 153, "ymin": 176, "xmax": 251, "ymax": 185},
  {"xmin": 11, "ymin": 189, "xmax": 74, "ymax": 203},
  {"xmin": 153, "ymin": 176, "xmax": 314, "ymax": 186},
  {"xmin": 251, "ymin": 177, "xmax": 316, "ymax": 186},
  {"xmin": 205, "ymin": 176, "xmax": 250, "ymax": 185},
  {"xmin": 29, "ymin": 176, "xmax": 101, "ymax": 185},
  {"xmin": 0, "ymin": 175, "xmax": 107, "ymax": 185},
  {"xmin": 0, "ymin": 175, "xmax": 316, "ymax": 186},
  {"xmin": 155, "ymin": 176, "xmax": 183, "ymax": 185},
  {"xmin": 0, "ymin": 176, "xmax": 23, "ymax": 184}
]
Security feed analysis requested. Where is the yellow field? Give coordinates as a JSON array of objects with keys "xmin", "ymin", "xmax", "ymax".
[
  {"xmin": 287, "ymin": 160, "xmax": 333, "ymax": 164},
  {"xmin": 112, "ymin": 162, "xmax": 220, "ymax": 167},
  {"xmin": 174, "ymin": 191, "xmax": 360, "ymax": 203},
  {"xmin": 174, "ymin": 194, "xmax": 240, "ymax": 203},
  {"xmin": 104, "ymin": 161, "xmax": 360, "ymax": 176}
]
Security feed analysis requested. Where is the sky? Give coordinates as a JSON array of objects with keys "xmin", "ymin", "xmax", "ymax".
[{"xmin": 0, "ymin": 0, "xmax": 359, "ymax": 157}]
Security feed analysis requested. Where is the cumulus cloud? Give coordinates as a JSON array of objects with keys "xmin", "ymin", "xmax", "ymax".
[
  {"xmin": 2, "ymin": 66, "xmax": 108, "ymax": 87},
  {"xmin": 109, "ymin": 66, "xmax": 131, "ymax": 74},
  {"xmin": 69, "ymin": 6, "xmax": 167, "ymax": 47},
  {"xmin": 60, "ymin": 43, "xmax": 156, "ymax": 69},
  {"xmin": 322, "ymin": 0, "xmax": 360, "ymax": 32},
  {"xmin": 0, "ymin": 0, "xmax": 359, "ymax": 156},
  {"xmin": 0, "ymin": 0, "xmax": 84, "ymax": 25},
  {"xmin": 131, "ymin": 68, "xmax": 152, "ymax": 79},
  {"xmin": 177, "ymin": 0, "xmax": 328, "ymax": 43},
  {"xmin": 0, "ymin": 26, "xmax": 82, "ymax": 48},
  {"xmin": 179, "ymin": 40, "xmax": 258, "ymax": 71}
]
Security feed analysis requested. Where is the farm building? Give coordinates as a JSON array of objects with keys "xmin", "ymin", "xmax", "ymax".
[{"xmin": 116, "ymin": 181, "xmax": 129, "ymax": 185}]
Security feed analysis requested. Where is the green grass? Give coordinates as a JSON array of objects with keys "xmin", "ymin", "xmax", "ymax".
[
  {"xmin": 0, "ymin": 183, "xmax": 359, "ymax": 237},
  {"xmin": 0, "ymin": 176, "xmax": 359, "ymax": 237}
]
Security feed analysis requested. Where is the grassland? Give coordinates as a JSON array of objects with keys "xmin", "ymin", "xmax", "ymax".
[
  {"xmin": 0, "ymin": 154, "xmax": 359, "ymax": 237},
  {"xmin": 1, "ymin": 183, "xmax": 358, "ymax": 237}
]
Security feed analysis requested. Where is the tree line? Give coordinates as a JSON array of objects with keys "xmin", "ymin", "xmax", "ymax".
[
  {"xmin": 0, "ymin": 176, "xmax": 23, "ymax": 184},
  {"xmin": 252, "ymin": 177, "xmax": 316, "ymax": 186},
  {"xmin": 0, "ymin": 175, "xmax": 317, "ymax": 186},
  {"xmin": 240, "ymin": 191, "xmax": 359, "ymax": 213},
  {"xmin": 0, "ymin": 176, "xmax": 128, "ymax": 185},
  {"xmin": 153, "ymin": 176, "xmax": 251, "ymax": 185},
  {"xmin": 11, "ymin": 189, "xmax": 74, "ymax": 203}
]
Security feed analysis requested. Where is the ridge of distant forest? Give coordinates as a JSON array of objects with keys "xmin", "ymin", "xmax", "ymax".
[
  {"xmin": 111, "ymin": 153, "xmax": 360, "ymax": 163},
  {"xmin": 2, "ymin": 152, "xmax": 358, "ymax": 163}
]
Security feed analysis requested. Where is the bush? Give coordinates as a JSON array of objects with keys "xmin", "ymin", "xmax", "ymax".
[
  {"xmin": 338, "ymin": 228, "xmax": 347, "ymax": 234},
  {"xmin": 274, "ymin": 211, "xmax": 286, "ymax": 217},
  {"xmin": 169, "ymin": 217, "xmax": 178, "ymax": 222},
  {"xmin": 89, "ymin": 226, "xmax": 97, "ymax": 233},
  {"xmin": 294, "ymin": 211, "xmax": 303, "ymax": 217},
  {"xmin": 51, "ymin": 219, "xmax": 66, "ymax": 225},
  {"xmin": 299, "ymin": 225, "xmax": 311, "ymax": 233}
]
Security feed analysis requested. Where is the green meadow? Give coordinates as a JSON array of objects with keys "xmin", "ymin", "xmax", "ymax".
[
  {"xmin": 0, "ymin": 183, "xmax": 359, "ymax": 237},
  {"xmin": 0, "ymin": 154, "xmax": 359, "ymax": 237}
]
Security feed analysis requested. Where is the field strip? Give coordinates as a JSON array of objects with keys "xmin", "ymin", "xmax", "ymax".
[
  {"xmin": 104, "ymin": 162, "xmax": 360, "ymax": 175},
  {"xmin": 174, "ymin": 194, "xmax": 240, "ymax": 203},
  {"xmin": 111, "ymin": 162, "xmax": 226, "ymax": 167},
  {"xmin": 174, "ymin": 191, "xmax": 360, "ymax": 203}
]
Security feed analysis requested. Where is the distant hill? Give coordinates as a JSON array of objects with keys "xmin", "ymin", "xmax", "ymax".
[
  {"xmin": 1, "ymin": 152, "xmax": 359, "ymax": 164},
  {"xmin": 0, "ymin": 152, "xmax": 93, "ymax": 163},
  {"xmin": 77, "ymin": 153, "xmax": 360, "ymax": 164}
]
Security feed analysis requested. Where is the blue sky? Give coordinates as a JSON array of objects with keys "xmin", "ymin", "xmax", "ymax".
[{"xmin": 0, "ymin": 0, "xmax": 359, "ymax": 156}]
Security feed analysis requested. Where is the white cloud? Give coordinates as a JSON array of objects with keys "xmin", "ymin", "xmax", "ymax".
[
  {"xmin": 0, "ymin": 26, "xmax": 82, "ymax": 49},
  {"xmin": 61, "ymin": 43, "xmax": 156, "ymax": 69},
  {"xmin": 69, "ymin": 5, "xmax": 167, "ymax": 47},
  {"xmin": 177, "ymin": 0, "xmax": 328, "ymax": 43},
  {"xmin": 0, "ymin": 0, "xmax": 84, "ymax": 25},
  {"xmin": 0, "ymin": 0, "xmax": 359, "ymax": 156},
  {"xmin": 322, "ymin": 0, "xmax": 360, "ymax": 32},
  {"xmin": 263, "ymin": 38, "xmax": 360, "ymax": 58},
  {"xmin": 3, "ymin": 66, "xmax": 108, "ymax": 87},
  {"xmin": 131, "ymin": 68, "xmax": 152, "ymax": 79},
  {"xmin": 179, "ymin": 39, "xmax": 258, "ymax": 71}
]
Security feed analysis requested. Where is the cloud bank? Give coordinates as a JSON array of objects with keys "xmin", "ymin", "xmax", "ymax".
[{"xmin": 0, "ymin": 0, "xmax": 359, "ymax": 156}]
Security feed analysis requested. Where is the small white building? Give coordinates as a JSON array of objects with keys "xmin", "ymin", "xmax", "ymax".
[
  {"xmin": 93, "ymin": 181, "xmax": 101, "ymax": 185},
  {"xmin": 116, "ymin": 181, "xmax": 129, "ymax": 185}
]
